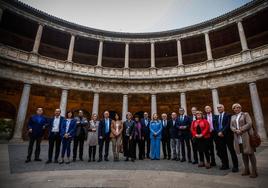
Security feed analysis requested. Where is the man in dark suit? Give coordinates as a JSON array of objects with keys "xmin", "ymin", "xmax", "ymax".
[
  {"xmin": 46, "ymin": 108, "xmax": 65, "ymax": 164},
  {"xmin": 169, "ymin": 112, "xmax": 180, "ymax": 161},
  {"xmin": 204, "ymin": 105, "xmax": 217, "ymax": 166},
  {"xmin": 73, "ymin": 110, "xmax": 88, "ymax": 161},
  {"xmin": 216, "ymin": 104, "xmax": 239, "ymax": 172},
  {"xmin": 161, "ymin": 113, "xmax": 171, "ymax": 160},
  {"xmin": 98, "ymin": 110, "xmax": 112, "ymax": 162},
  {"xmin": 177, "ymin": 107, "xmax": 192, "ymax": 163},
  {"xmin": 141, "ymin": 112, "xmax": 150, "ymax": 159},
  {"xmin": 189, "ymin": 107, "xmax": 198, "ymax": 164},
  {"xmin": 25, "ymin": 107, "xmax": 47, "ymax": 163}
]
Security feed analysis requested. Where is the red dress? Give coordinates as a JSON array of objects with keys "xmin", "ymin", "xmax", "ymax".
[{"xmin": 191, "ymin": 119, "xmax": 210, "ymax": 139}]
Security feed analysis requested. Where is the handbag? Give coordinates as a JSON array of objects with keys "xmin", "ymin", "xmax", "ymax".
[{"xmin": 249, "ymin": 123, "xmax": 261, "ymax": 148}]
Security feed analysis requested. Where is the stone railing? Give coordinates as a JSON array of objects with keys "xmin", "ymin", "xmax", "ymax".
[{"xmin": 0, "ymin": 44, "xmax": 268, "ymax": 80}]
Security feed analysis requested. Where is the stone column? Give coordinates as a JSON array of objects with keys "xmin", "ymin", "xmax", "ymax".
[
  {"xmin": 32, "ymin": 24, "xmax": 43, "ymax": 54},
  {"xmin": 92, "ymin": 92, "xmax": 99, "ymax": 115},
  {"xmin": 60, "ymin": 89, "xmax": 68, "ymax": 116},
  {"xmin": 150, "ymin": 42, "xmax": 155, "ymax": 68},
  {"xmin": 237, "ymin": 21, "xmax": 248, "ymax": 51},
  {"xmin": 67, "ymin": 35, "xmax": 75, "ymax": 62},
  {"xmin": 211, "ymin": 88, "xmax": 220, "ymax": 115},
  {"xmin": 249, "ymin": 82, "xmax": 267, "ymax": 140},
  {"xmin": 12, "ymin": 83, "xmax": 31, "ymax": 141},
  {"xmin": 180, "ymin": 92, "xmax": 187, "ymax": 114},
  {"xmin": 151, "ymin": 93, "xmax": 157, "ymax": 117},
  {"xmin": 205, "ymin": 32, "xmax": 213, "ymax": 61},
  {"xmin": 177, "ymin": 39, "xmax": 183, "ymax": 66},
  {"xmin": 97, "ymin": 40, "xmax": 103, "ymax": 66},
  {"xmin": 122, "ymin": 94, "xmax": 128, "ymax": 122},
  {"xmin": 124, "ymin": 43, "xmax": 129, "ymax": 68}
]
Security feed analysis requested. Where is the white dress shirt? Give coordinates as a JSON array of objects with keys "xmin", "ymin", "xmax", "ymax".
[{"xmin": 52, "ymin": 116, "xmax": 60, "ymax": 132}]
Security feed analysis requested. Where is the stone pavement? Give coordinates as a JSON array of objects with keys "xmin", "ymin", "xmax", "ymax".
[{"xmin": 0, "ymin": 141, "xmax": 268, "ymax": 188}]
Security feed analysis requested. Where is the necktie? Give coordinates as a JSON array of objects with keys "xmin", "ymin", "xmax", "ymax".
[{"xmin": 219, "ymin": 114, "xmax": 223, "ymax": 130}]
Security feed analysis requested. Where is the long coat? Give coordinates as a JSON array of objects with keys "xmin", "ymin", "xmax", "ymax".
[{"xmin": 230, "ymin": 112, "xmax": 255, "ymax": 154}]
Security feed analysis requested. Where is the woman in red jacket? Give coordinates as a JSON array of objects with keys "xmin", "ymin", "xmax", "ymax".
[{"xmin": 191, "ymin": 111, "xmax": 211, "ymax": 169}]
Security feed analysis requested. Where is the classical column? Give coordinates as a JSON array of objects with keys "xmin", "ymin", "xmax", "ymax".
[
  {"xmin": 97, "ymin": 40, "xmax": 103, "ymax": 66},
  {"xmin": 67, "ymin": 34, "xmax": 75, "ymax": 62},
  {"xmin": 205, "ymin": 32, "xmax": 213, "ymax": 61},
  {"xmin": 122, "ymin": 94, "xmax": 128, "ymax": 122},
  {"xmin": 32, "ymin": 24, "xmax": 43, "ymax": 54},
  {"xmin": 180, "ymin": 92, "xmax": 187, "ymax": 114},
  {"xmin": 124, "ymin": 43, "xmax": 129, "ymax": 68},
  {"xmin": 150, "ymin": 42, "xmax": 155, "ymax": 68},
  {"xmin": 92, "ymin": 92, "xmax": 99, "ymax": 115},
  {"xmin": 12, "ymin": 83, "xmax": 31, "ymax": 141},
  {"xmin": 151, "ymin": 94, "xmax": 157, "ymax": 117},
  {"xmin": 249, "ymin": 82, "xmax": 267, "ymax": 140},
  {"xmin": 177, "ymin": 39, "xmax": 183, "ymax": 66},
  {"xmin": 237, "ymin": 21, "xmax": 248, "ymax": 51},
  {"xmin": 211, "ymin": 88, "xmax": 220, "ymax": 115},
  {"xmin": 60, "ymin": 89, "xmax": 68, "ymax": 116}
]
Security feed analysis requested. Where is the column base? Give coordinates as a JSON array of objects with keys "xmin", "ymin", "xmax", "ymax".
[
  {"xmin": 28, "ymin": 53, "xmax": 39, "ymax": 64},
  {"xmin": 241, "ymin": 49, "xmax": 252, "ymax": 62},
  {"xmin": 9, "ymin": 137, "xmax": 24, "ymax": 143}
]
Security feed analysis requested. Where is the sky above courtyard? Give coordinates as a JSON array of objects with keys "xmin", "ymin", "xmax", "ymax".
[{"xmin": 20, "ymin": 0, "xmax": 252, "ymax": 33}]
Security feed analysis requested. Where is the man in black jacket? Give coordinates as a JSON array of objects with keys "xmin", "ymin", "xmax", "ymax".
[{"xmin": 161, "ymin": 113, "xmax": 171, "ymax": 160}]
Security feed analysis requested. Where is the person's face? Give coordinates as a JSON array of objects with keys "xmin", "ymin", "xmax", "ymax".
[
  {"xmin": 179, "ymin": 109, "xmax": 184, "ymax": 115},
  {"xmin": 171, "ymin": 113, "xmax": 177, "ymax": 119},
  {"xmin": 217, "ymin": 105, "xmax": 224, "ymax": 113},
  {"xmin": 92, "ymin": 114, "xmax": 97, "ymax": 121},
  {"xmin": 191, "ymin": 108, "xmax": 197, "ymax": 115},
  {"xmin": 36, "ymin": 108, "xmax": 43, "ymax": 115},
  {"xmin": 161, "ymin": 114, "xmax": 167, "ymax": 120},
  {"xmin": 78, "ymin": 111, "xmax": 83, "ymax": 117},
  {"xmin": 205, "ymin": 106, "xmax": 211, "ymax": 113},
  {"xmin": 67, "ymin": 112, "xmax": 72, "ymax": 118},
  {"xmin": 55, "ymin": 109, "xmax": 61, "ymax": 116},
  {"xmin": 135, "ymin": 117, "xmax": 139, "ymax": 122},
  {"xmin": 196, "ymin": 113, "xmax": 202, "ymax": 119},
  {"xmin": 127, "ymin": 113, "xmax": 132, "ymax": 120},
  {"xmin": 153, "ymin": 114, "xmax": 158, "ymax": 120},
  {"xmin": 104, "ymin": 111, "xmax": 109, "ymax": 118},
  {"xmin": 144, "ymin": 112, "xmax": 148, "ymax": 118},
  {"xmin": 233, "ymin": 106, "xmax": 241, "ymax": 114},
  {"xmin": 115, "ymin": 114, "xmax": 119, "ymax": 120}
]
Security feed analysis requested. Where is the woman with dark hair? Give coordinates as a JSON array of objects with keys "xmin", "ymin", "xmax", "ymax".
[
  {"xmin": 132, "ymin": 115, "xmax": 144, "ymax": 160},
  {"xmin": 87, "ymin": 113, "xmax": 99, "ymax": 162},
  {"xmin": 191, "ymin": 111, "xmax": 211, "ymax": 169},
  {"xmin": 59, "ymin": 110, "xmax": 76, "ymax": 164},
  {"xmin": 110, "ymin": 113, "xmax": 123, "ymax": 161},
  {"xmin": 123, "ymin": 112, "xmax": 135, "ymax": 161}
]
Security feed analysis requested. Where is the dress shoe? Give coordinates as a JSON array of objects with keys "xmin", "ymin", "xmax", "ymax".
[
  {"xmin": 97, "ymin": 159, "xmax": 102, "ymax": 162},
  {"xmin": 54, "ymin": 160, "xmax": 58, "ymax": 163},
  {"xmin": 45, "ymin": 160, "xmax": 52, "ymax": 164},
  {"xmin": 180, "ymin": 158, "xmax": 186, "ymax": 162},
  {"xmin": 210, "ymin": 162, "xmax": 216, "ymax": 167},
  {"xmin": 34, "ymin": 158, "xmax": 42, "ymax": 162},
  {"xmin": 65, "ymin": 160, "xmax": 70, "ymax": 164},
  {"xmin": 163, "ymin": 156, "xmax": 167, "ymax": 160},
  {"xmin": 131, "ymin": 158, "xmax": 135, "ymax": 162},
  {"xmin": 25, "ymin": 159, "xmax": 31, "ymax": 163},
  {"xmin": 220, "ymin": 166, "xmax": 229, "ymax": 170},
  {"xmin": 241, "ymin": 170, "xmax": 250, "ymax": 176},
  {"xmin": 72, "ymin": 158, "xmax": 76, "ymax": 162},
  {"xmin": 79, "ymin": 158, "xmax": 83, "ymax": 161},
  {"xmin": 125, "ymin": 158, "xmax": 129, "ymax": 161},
  {"xmin": 88, "ymin": 159, "xmax": 91, "ymax": 162},
  {"xmin": 188, "ymin": 160, "xmax": 192, "ymax": 163},
  {"xmin": 168, "ymin": 157, "xmax": 171, "ymax": 160},
  {"xmin": 104, "ymin": 158, "xmax": 109, "ymax": 161},
  {"xmin": 232, "ymin": 167, "xmax": 239, "ymax": 173},
  {"xmin": 172, "ymin": 158, "xmax": 177, "ymax": 161},
  {"xmin": 59, "ymin": 160, "xmax": 64, "ymax": 164},
  {"xmin": 192, "ymin": 161, "xmax": 198, "ymax": 164}
]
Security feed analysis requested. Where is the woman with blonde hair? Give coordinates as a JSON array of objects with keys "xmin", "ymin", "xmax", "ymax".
[
  {"xmin": 87, "ymin": 113, "xmax": 99, "ymax": 162},
  {"xmin": 149, "ymin": 113, "xmax": 162, "ymax": 160},
  {"xmin": 230, "ymin": 103, "xmax": 257, "ymax": 178}
]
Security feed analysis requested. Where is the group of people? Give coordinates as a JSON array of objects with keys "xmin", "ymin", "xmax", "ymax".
[{"xmin": 25, "ymin": 103, "xmax": 258, "ymax": 178}]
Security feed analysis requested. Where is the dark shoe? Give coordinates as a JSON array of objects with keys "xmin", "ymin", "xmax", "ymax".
[
  {"xmin": 168, "ymin": 157, "xmax": 171, "ymax": 160},
  {"xmin": 176, "ymin": 158, "xmax": 180, "ymax": 161},
  {"xmin": 65, "ymin": 160, "xmax": 70, "ymax": 164},
  {"xmin": 232, "ymin": 167, "xmax": 239, "ymax": 173},
  {"xmin": 125, "ymin": 158, "xmax": 129, "ymax": 161},
  {"xmin": 72, "ymin": 158, "xmax": 76, "ymax": 162},
  {"xmin": 97, "ymin": 159, "xmax": 102, "ymax": 162},
  {"xmin": 79, "ymin": 158, "xmax": 83, "ymax": 161},
  {"xmin": 59, "ymin": 160, "xmax": 64, "ymax": 164},
  {"xmin": 205, "ymin": 163, "xmax": 211, "ymax": 169},
  {"xmin": 93, "ymin": 158, "xmax": 96, "ymax": 162},
  {"xmin": 25, "ymin": 159, "xmax": 31, "ymax": 163},
  {"xmin": 242, "ymin": 170, "xmax": 250, "ymax": 176},
  {"xmin": 34, "ymin": 158, "xmax": 42, "ymax": 162},
  {"xmin": 104, "ymin": 158, "xmax": 109, "ymax": 161},
  {"xmin": 180, "ymin": 158, "xmax": 186, "ymax": 162},
  {"xmin": 210, "ymin": 162, "xmax": 216, "ymax": 167},
  {"xmin": 188, "ymin": 160, "xmax": 192, "ymax": 163},
  {"xmin": 220, "ymin": 166, "xmax": 230, "ymax": 170},
  {"xmin": 54, "ymin": 160, "xmax": 58, "ymax": 163},
  {"xmin": 192, "ymin": 161, "xmax": 198, "ymax": 164},
  {"xmin": 172, "ymin": 158, "xmax": 177, "ymax": 161},
  {"xmin": 46, "ymin": 160, "xmax": 52, "ymax": 164},
  {"xmin": 163, "ymin": 156, "xmax": 167, "ymax": 160},
  {"xmin": 131, "ymin": 158, "xmax": 135, "ymax": 162},
  {"xmin": 88, "ymin": 159, "xmax": 91, "ymax": 162}
]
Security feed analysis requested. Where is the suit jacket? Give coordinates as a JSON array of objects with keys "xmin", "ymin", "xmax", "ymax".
[
  {"xmin": 141, "ymin": 118, "xmax": 151, "ymax": 138},
  {"xmin": 160, "ymin": 119, "xmax": 170, "ymax": 140},
  {"xmin": 204, "ymin": 113, "xmax": 218, "ymax": 134},
  {"xmin": 27, "ymin": 115, "xmax": 48, "ymax": 138},
  {"xmin": 169, "ymin": 119, "xmax": 179, "ymax": 139},
  {"xmin": 122, "ymin": 119, "xmax": 135, "ymax": 138},
  {"xmin": 74, "ymin": 116, "xmax": 88, "ymax": 138},
  {"xmin": 47, "ymin": 116, "xmax": 65, "ymax": 138},
  {"xmin": 177, "ymin": 115, "xmax": 191, "ymax": 138},
  {"xmin": 98, "ymin": 118, "xmax": 112, "ymax": 139},
  {"xmin": 215, "ymin": 112, "xmax": 232, "ymax": 136},
  {"xmin": 60, "ymin": 119, "xmax": 77, "ymax": 138}
]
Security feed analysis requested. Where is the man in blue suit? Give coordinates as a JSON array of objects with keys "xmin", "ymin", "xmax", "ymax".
[
  {"xmin": 177, "ymin": 107, "xmax": 192, "ymax": 163},
  {"xmin": 46, "ymin": 108, "xmax": 65, "ymax": 164},
  {"xmin": 98, "ymin": 110, "xmax": 112, "ymax": 162},
  {"xmin": 25, "ymin": 107, "xmax": 47, "ymax": 163},
  {"xmin": 141, "ymin": 112, "xmax": 151, "ymax": 159}
]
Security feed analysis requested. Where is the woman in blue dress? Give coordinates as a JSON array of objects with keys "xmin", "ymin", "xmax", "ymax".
[{"xmin": 149, "ymin": 113, "xmax": 162, "ymax": 160}]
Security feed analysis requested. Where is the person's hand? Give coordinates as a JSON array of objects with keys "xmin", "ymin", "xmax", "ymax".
[
  {"xmin": 99, "ymin": 136, "xmax": 103, "ymax": 139},
  {"xmin": 218, "ymin": 132, "xmax": 224, "ymax": 137},
  {"xmin": 235, "ymin": 130, "xmax": 242, "ymax": 135},
  {"xmin": 64, "ymin": 133, "xmax": 68, "ymax": 138},
  {"xmin": 76, "ymin": 121, "xmax": 80, "ymax": 124},
  {"xmin": 129, "ymin": 136, "xmax": 132, "ymax": 140},
  {"xmin": 42, "ymin": 126, "xmax": 46, "ymax": 129},
  {"xmin": 29, "ymin": 129, "xmax": 32, "ymax": 133},
  {"xmin": 142, "ymin": 137, "xmax": 144, "ymax": 140}
]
